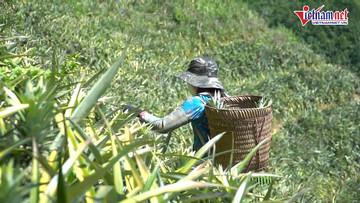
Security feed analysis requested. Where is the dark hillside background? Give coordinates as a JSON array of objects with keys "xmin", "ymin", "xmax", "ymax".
[{"xmin": 245, "ymin": 0, "xmax": 360, "ymax": 76}]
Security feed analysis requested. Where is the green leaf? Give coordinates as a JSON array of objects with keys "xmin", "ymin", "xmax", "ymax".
[
  {"xmin": 67, "ymin": 139, "xmax": 150, "ymax": 200},
  {"xmin": 97, "ymin": 107, "xmax": 124, "ymax": 195},
  {"xmin": 0, "ymin": 54, "xmax": 25, "ymax": 60},
  {"xmin": 93, "ymin": 112, "xmax": 136, "ymax": 150},
  {"xmin": 264, "ymin": 181, "xmax": 274, "ymax": 201},
  {"xmin": 143, "ymin": 163, "xmax": 160, "ymax": 192},
  {"xmin": 0, "ymin": 137, "xmax": 31, "ymax": 161},
  {"xmin": 70, "ymin": 46, "xmax": 127, "ymax": 124},
  {"xmin": 62, "ymin": 138, "xmax": 92, "ymax": 177},
  {"xmin": 250, "ymin": 173, "xmax": 281, "ymax": 186},
  {"xmin": 116, "ymin": 127, "xmax": 145, "ymax": 191},
  {"xmin": 45, "ymin": 138, "xmax": 92, "ymax": 198},
  {"xmin": 69, "ymin": 119, "xmax": 103, "ymax": 164},
  {"xmin": 232, "ymin": 173, "xmax": 251, "ymax": 203},
  {"xmin": 183, "ymin": 161, "xmax": 211, "ymax": 181},
  {"xmin": 229, "ymin": 133, "xmax": 235, "ymax": 169},
  {"xmin": 31, "ymin": 151, "xmax": 56, "ymax": 177},
  {"xmin": 178, "ymin": 132, "xmax": 225, "ymax": 174},
  {"xmin": 121, "ymin": 180, "xmax": 226, "ymax": 203},
  {"xmin": 94, "ymin": 186, "xmax": 114, "ymax": 202},
  {"xmin": 181, "ymin": 193, "xmax": 232, "ymax": 202},
  {"xmin": 57, "ymin": 155, "xmax": 68, "ymax": 203},
  {"xmin": 30, "ymin": 138, "xmax": 40, "ymax": 203},
  {"xmin": 231, "ymin": 137, "xmax": 270, "ymax": 176},
  {"xmin": 3, "ymin": 87, "xmax": 22, "ymax": 106},
  {"xmin": 83, "ymin": 67, "xmax": 106, "ymax": 88},
  {"xmin": 205, "ymin": 146, "xmax": 216, "ymax": 194},
  {"xmin": 0, "ymin": 104, "xmax": 29, "ymax": 119},
  {"xmin": 0, "ymin": 159, "xmax": 27, "ymax": 203}
]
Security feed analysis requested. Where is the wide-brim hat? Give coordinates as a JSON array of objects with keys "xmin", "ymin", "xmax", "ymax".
[{"xmin": 176, "ymin": 57, "xmax": 225, "ymax": 90}]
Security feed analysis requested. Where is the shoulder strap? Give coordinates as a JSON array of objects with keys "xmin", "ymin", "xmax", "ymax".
[{"xmin": 195, "ymin": 95, "xmax": 207, "ymax": 104}]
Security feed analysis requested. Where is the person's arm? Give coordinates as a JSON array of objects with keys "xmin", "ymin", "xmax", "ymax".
[
  {"xmin": 139, "ymin": 107, "xmax": 190, "ymax": 134},
  {"xmin": 139, "ymin": 96, "xmax": 207, "ymax": 134}
]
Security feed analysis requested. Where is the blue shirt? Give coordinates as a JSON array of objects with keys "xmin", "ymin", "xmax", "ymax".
[{"xmin": 181, "ymin": 93, "xmax": 212, "ymax": 151}]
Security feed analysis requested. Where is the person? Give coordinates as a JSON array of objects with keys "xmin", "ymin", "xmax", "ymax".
[{"xmin": 122, "ymin": 57, "xmax": 227, "ymax": 151}]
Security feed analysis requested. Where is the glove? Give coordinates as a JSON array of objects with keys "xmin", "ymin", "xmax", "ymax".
[{"xmin": 121, "ymin": 105, "xmax": 144, "ymax": 117}]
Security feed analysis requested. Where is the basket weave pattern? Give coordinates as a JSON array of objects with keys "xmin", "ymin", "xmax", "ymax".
[{"xmin": 205, "ymin": 95, "xmax": 273, "ymax": 172}]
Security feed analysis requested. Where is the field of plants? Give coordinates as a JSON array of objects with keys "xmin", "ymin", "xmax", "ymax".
[{"xmin": 1, "ymin": 0, "xmax": 359, "ymax": 202}]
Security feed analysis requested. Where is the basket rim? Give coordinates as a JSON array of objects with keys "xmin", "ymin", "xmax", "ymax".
[{"xmin": 205, "ymin": 95, "xmax": 273, "ymax": 111}]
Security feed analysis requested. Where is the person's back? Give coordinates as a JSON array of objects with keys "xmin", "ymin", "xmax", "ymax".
[{"xmin": 184, "ymin": 91, "xmax": 228, "ymax": 151}]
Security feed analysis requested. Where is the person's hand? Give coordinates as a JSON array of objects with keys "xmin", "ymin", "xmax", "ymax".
[{"xmin": 121, "ymin": 105, "xmax": 144, "ymax": 117}]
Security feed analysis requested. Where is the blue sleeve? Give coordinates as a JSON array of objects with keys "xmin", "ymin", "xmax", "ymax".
[{"xmin": 181, "ymin": 96, "xmax": 207, "ymax": 120}]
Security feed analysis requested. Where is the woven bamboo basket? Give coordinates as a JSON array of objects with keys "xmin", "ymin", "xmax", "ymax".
[{"xmin": 205, "ymin": 95, "xmax": 273, "ymax": 172}]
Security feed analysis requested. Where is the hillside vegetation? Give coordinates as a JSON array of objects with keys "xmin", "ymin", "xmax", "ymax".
[
  {"xmin": 1, "ymin": 0, "xmax": 359, "ymax": 202},
  {"xmin": 245, "ymin": 0, "xmax": 360, "ymax": 76}
]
